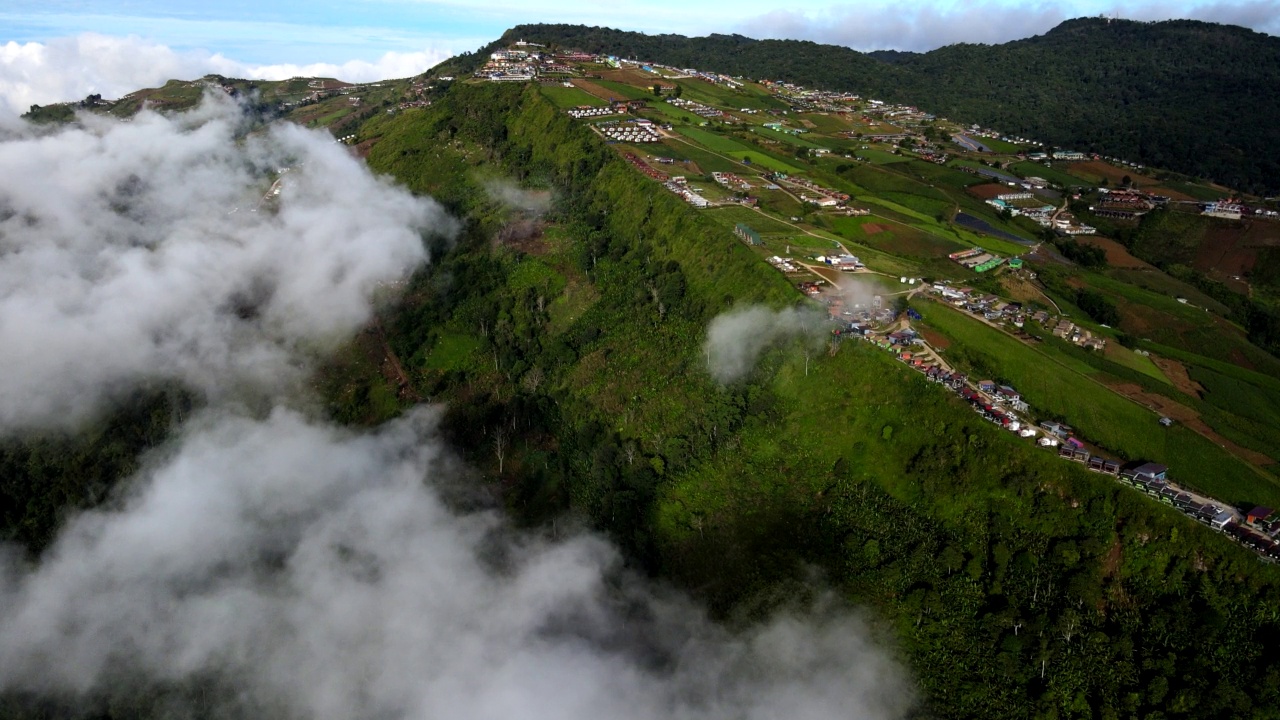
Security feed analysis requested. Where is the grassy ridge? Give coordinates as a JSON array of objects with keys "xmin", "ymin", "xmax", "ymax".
[{"xmin": 917, "ymin": 301, "xmax": 1280, "ymax": 506}]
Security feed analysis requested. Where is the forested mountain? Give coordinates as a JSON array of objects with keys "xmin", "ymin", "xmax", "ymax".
[
  {"xmin": 498, "ymin": 19, "xmax": 1280, "ymax": 194},
  {"xmin": 6, "ymin": 28, "xmax": 1280, "ymax": 720}
]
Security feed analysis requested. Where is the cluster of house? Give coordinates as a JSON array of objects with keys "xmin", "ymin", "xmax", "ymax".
[
  {"xmin": 596, "ymin": 119, "xmax": 662, "ymax": 143},
  {"xmin": 927, "ymin": 283, "xmax": 1106, "ymax": 351},
  {"xmin": 762, "ymin": 122, "xmax": 808, "ymax": 136},
  {"xmin": 914, "ymin": 147, "xmax": 950, "ymax": 164},
  {"xmin": 623, "ymin": 153, "xmax": 669, "ymax": 182},
  {"xmin": 566, "ymin": 105, "xmax": 618, "ymax": 119},
  {"xmin": 1026, "ymin": 150, "xmax": 1087, "ymax": 161},
  {"xmin": 1047, "ymin": 316, "xmax": 1106, "ymax": 350},
  {"xmin": 478, "ymin": 48, "xmax": 540, "ymax": 82},
  {"xmin": 712, "ymin": 172, "xmax": 752, "ymax": 191},
  {"xmin": 666, "ymin": 97, "xmax": 724, "ymax": 119},
  {"xmin": 770, "ymin": 174, "xmax": 849, "ymax": 206},
  {"xmin": 1050, "ymin": 442, "xmax": 1280, "ymax": 562},
  {"xmin": 970, "ymin": 128, "xmax": 1035, "ymax": 146},
  {"xmin": 1088, "ymin": 189, "xmax": 1165, "ymax": 220},
  {"xmin": 1042, "ymin": 212, "xmax": 1096, "ymax": 235},
  {"xmin": 1202, "ymin": 200, "xmax": 1244, "ymax": 220},
  {"xmin": 830, "ymin": 301, "xmax": 894, "ymax": 326},
  {"xmin": 869, "ymin": 326, "xmax": 1255, "ymax": 557},
  {"xmin": 767, "ymin": 255, "xmax": 802, "ymax": 273},
  {"xmin": 1117, "ymin": 464, "xmax": 1280, "ymax": 562},
  {"xmin": 985, "ymin": 192, "xmax": 1056, "ymax": 221},
  {"xmin": 664, "ymin": 177, "xmax": 709, "ymax": 208},
  {"xmin": 959, "ymin": 384, "xmax": 1038, "ymax": 434},
  {"xmin": 760, "ymin": 80, "xmax": 862, "ymax": 113},
  {"xmin": 874, "ymin": 105, "xmax": 936, "ymax": 125},
  {"xmin": 621, "ymin": 59, "xmax": 744, "ymax": 89},
  {"xmin": 814, "ymin": 253, "xmax": 863, "ymax": 271},
  {"xmin": 949, "ymin": 247, "xmax": 1007, "ymax": 273},
  {"xmin": 476, "ymin": 42, "xmax": 589, "ymax": 82}
]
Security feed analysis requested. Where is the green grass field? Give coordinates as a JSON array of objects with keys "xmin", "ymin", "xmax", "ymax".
[
  {"xmin": 640, "ymin": 102, "xmax": 708, "ymax": 126},
  {"xmin": 675, "ymin": 77, "xmax": 788, "ymax": 111},
  {"xmin": 798, "ymin": 113, "xmax": 851, "ymax": 133},
  {"xmin": 1156, "ymin": 179, "xmax": 1229, "ymax": 201},
  {"xmin": 1104, "ymin": 345, "xmax": 1170, "ymax": 383},
  {"xmin": 1103, "ymin": 268, "xmax": 1230, "ymax": 316},
  {"xmin": 917, "ymin": 301, "xmax": 1280, "ymax": 507},
  {"xmin": 675, "ymin": 126, "xmax": 751, "ymax": 152},
  {"xmin": 661, "ymin": 139, "xmax": 743, "ymax": 173},
  {"xmin": 751, "ymin": 127, "xmax": 825, "ymax": 149},
  {"xmin": 592, "ymin": 79, "xmax": 654, "ymax": 101},
  {"xmin": 855, "ymin": 148, "xmax": 907, "ymax": 165},
  {"xmin": 890, "ymin": 159, "xmax": 983, "ymax": 189},
  {"xmin": 1010, "ymin": 161, "xmax": 1089, "ymax": 188},
  {"xmin": 539, "ymin": 85, "xmax": 606, "ymax": 108},
  {"xmin": 706, "ymin": 206, "xmax": 799, "ymax": 235},
  {"xmin": 971, "ymin": 135, "xmax": 1029, "ymax": 154},
  {"xmin": 833, "ymin": 216, "xmax": 966, "ymax": 259},
  {"xmin": 727, "ymin": 150, "xmax": 803, "ymax": 174}
]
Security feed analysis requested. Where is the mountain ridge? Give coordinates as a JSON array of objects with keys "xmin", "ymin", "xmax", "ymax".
[{"xmin": 495, "ymin": 19, "xmax": 1280, "ymax": 194}]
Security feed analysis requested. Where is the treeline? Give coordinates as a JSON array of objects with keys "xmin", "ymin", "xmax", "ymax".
[
  {"xmin": 499, "ymin": 18, "xmax": 1280, "ymax": 194},
  {"xmin": 0, "ymin": 386, "xmax": 193, "ymax": 554}
]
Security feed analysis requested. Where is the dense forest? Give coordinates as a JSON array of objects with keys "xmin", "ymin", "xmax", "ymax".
[{"xmin": 496, "ymin": 19, "xmax": 1280, "ymax": 195}]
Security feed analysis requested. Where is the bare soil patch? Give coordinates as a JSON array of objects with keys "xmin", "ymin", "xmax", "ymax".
[
  {"xmin": 571, "ymin": 78, "xmax": 620, "ymax": 102},
  {"xmin": 1196, "ymin": 224, "xmax": 1257, "ymax": 278},
  {"xmin": 1100, "ymin": 380, "xmax": 1197, "ymax": 421},
  {"xmin": 1064, "ymin": 161, "xmax": 1195, "ymax": 200},
  {"xmin": 803, "ymin": 263, "xmax": 844, "ymax": 284},
  {"xmin": 1229, "ymin": 348, "xmax": 1256, "ymax": 370},
  {"xmin": 1098, "ymin": 378, "xmax": 1275, "ymax": 467},
  {"xmin": 999, "ymin": 275, "xmax": 1051, "ymax": 305},
  {"xmin": 496, "ymin": 219, "xmax": 550, "ymax": 255},
  {"xmin": 967, "ymin": 183, "xmax": 1009, "ymax": 201},
  {"xmin": 862, "ymin": 223, "xmax": 888, "ymax": 235},
  {"xmin": 1078, "ymin": 236, "xmax": 1153, "ymax": 269},
  {"xmin": 1150, "ymin": 356, "xmax": 1204, "ymax": 397},
  {"xmin": 919, "ymin": 327, "xmax": 951, "ymax": 350}
]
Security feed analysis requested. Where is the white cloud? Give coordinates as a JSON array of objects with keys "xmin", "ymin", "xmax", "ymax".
[
  {"xmin": 0, "ymin": 93, "xmax": 453, "ymax": 430},
  {"xmin": 0, "ymin": 25, "xmax": 916, "ymax": 717},
  {"xmin": 735, "ymin": 0, "xmax": 1279, "ymax": 51},
  {"xmin": 0, "ymin": 33, "xmax": 452, "ymax": 115},
  {"xmin": 0, "ymin": 405, "xmax": 915, "ymax": 719},
  {"xmin": 736, "ymin": 3, "xmax": 1067, "ymax": 51},
  {"xmin": 704, "ymin": 305, "xmax": 829, "ymax": 383}
]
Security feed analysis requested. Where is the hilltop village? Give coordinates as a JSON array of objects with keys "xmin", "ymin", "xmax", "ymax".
[
  {"xmin": 462, "ymin": 40, "xmax": 1280, "ymax": 562},
  {"xmin": 54, "ymin": 44, "xmax": 1278, "ymax": 565}
]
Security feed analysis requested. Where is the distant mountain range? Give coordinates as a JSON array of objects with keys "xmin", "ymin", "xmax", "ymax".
[{"xmin": 489, "ymin": 19, "xmax": 1280, "ymax": 195}]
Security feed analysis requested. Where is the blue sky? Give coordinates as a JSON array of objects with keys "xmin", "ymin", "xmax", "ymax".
[
  {"xmin": 8, "ymin": 0, "xmax": 1278, "ymax": 63},
  {"xmin": 2, "ymin": 0, "xmax": 1278, "ymax": 112}
]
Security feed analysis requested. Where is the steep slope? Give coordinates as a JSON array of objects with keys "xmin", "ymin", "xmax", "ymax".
[
  {"xmin": 6, "ymin": 65, "xmax": 1280, "ymax": 720},
  {"xmin": 347, "ymin": 82, "xmax": 1280, "ymax": 719},
  {"xmin": 501, "ymin": 19, "xmax": 1280, "ymax": 194}
]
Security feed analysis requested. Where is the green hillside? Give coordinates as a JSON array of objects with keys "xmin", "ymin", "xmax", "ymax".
[
  {"xmin": 502, "ymin": 19, "xmax": 1280, "ymax": 195},
  {"xmin": 8, "ymin": 39, "xmax": 1280, "ymax": 720},
  {"xmin": 338, "ymin": 82, "xmax": 1280, "ymax": 719}
]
